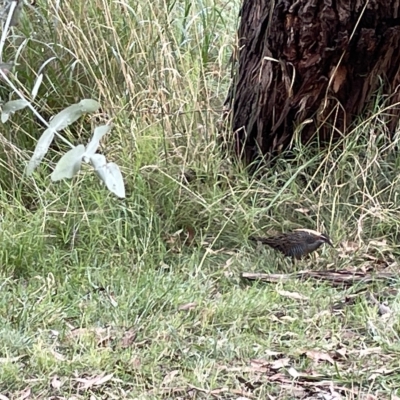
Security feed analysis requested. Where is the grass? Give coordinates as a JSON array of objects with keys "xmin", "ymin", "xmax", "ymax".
[{"xmin": 0, "ymin": 0, "xmax": 400, "ymax": 398}]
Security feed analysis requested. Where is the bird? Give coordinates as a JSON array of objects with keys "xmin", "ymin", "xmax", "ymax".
[{"xmin": 250, "ymin": 229, "xmax": 333, "ymax": 260}]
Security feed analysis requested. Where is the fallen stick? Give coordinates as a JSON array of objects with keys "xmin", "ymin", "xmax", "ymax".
[{"xmin": 241, "ymin": 270, "xmax": 397, "ymax": 286}]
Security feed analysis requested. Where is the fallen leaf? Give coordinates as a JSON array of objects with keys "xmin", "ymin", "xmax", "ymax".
[
  {"xmin": 368, "ymin": 239, "xmax": 387, "ymax": 247},
  {"xmin": 162, "ymin": 369, "xmax": 180, "ymax": 385},
  {"xmin": 178, "ymin": 302, "xmax": 197, "ymax": 311},
  {"xmin": 209, "ymin": 388, "xmax": 231, "ymax": 395},
  {"xmin": 335, "ymin": 347, "xmax": 347, "ymax": 358},
  {"xmin": 0, "ymin": 394, "xmax": 10, "ymax": 400},
  {"xmin": 74, "ymin": 373, "xmax": 113, "ymax": 390},
  {"xmin": 51, "ymin": 375, "xmax": 62, "ymax": 389},
  {"xmin": 264, "ymin": 350, "xmax": 283, "ymax": 357},
  {"xmin": 276, "ymin": 289, "xmax": 309, "ymax": 301},
  {"xmin": 306, "ymin": 350, "xmax": 335, "ymax": 365},
  {"xmin": 280, "ymin": 315, "xmax": 296, "ymax": 322},
  {"xmin": 363, "ymin": 254, "xmax": 380, "ymax": 262},
  {"xmin": 270, "ymin": 358, "xmax": 291, "ymax": 370},
  {"xmin": 268, "ymin": 372, "xmax": 288, "ymax": 381},
  {"xmin": 120, "ymin": 329, "xmax": 136, "ymax": 348},
  {"xmin": 358, "ymin": 347, "xmax": 382, "ymax": 357},
  {"xmin": 249, "ymin": 359, "xmax": 269, "ymax": 372},
  {"xmin": 287, "ymin": 366, "xmax": 300, "ymax": 378},
  {"xmin": 295, "ymin": 208, "xmax": 310, "ymax": 214}
]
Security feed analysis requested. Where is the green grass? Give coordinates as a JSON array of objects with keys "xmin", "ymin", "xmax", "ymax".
[{"xmin": 0, "ymin": 0, "xmax": 400, "ymax": 398}]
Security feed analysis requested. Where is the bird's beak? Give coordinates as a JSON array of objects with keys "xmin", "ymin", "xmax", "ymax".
[{"xmin": 327, "ymin": 238, "xmax": 334, "ymax": 247}]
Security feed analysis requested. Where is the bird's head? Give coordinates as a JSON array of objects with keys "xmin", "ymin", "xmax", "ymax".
[
  {"xmin": 319, "ymin": 233, "xmax": 333, "ymax": 247},
  {"xmin": 295, "ymin": 229, "xmax": 334, "ymax": 247}
]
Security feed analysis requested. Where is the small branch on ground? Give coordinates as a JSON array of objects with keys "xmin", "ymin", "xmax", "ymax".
[{"xmin": 241, "ymin": 270, "xmax": 397, "ymax": 286}]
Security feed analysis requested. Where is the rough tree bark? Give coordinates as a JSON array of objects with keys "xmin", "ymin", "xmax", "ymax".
[{"xmin": 225, "ymin": 0, "xmax": 400, "ymax": 164}]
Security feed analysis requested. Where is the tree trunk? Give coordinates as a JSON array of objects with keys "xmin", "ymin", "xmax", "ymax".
[{"xmin": 225, "ymin": 0, "xmax": 400, "ymax": 164}]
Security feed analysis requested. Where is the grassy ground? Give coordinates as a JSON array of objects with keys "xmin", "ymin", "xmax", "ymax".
[{"xmin": 1, "ymin": 0, "xmax": 400, "ymax": 399}]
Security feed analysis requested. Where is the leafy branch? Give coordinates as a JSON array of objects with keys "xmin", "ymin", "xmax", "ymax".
[{"xmin": 0, "ymin": 0, "xmax": 126, "ymax": 198}]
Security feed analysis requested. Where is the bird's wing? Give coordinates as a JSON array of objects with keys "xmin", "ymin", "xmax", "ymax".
[{"xmin": 250, "ymin": 236, "xmax": 285, "ymax": 251}]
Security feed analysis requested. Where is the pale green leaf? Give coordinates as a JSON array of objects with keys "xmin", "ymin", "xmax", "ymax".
[
  {"xmin": 31, "ymin": 73, "xmax": 43, "ymax": 100},
  {"xmin": 90, "ymin": 154, "xmax": 107, "ymax": 179},
  {"xmin": 51, "ymin": 144, "xmax": 86, "ymax": 181},
  {"xmin": 1, "ymin": 99, "xmax": 29, "ymax": 122},
  {"xmin": 84, "ymin": 125, "xmax": 112, "ymax": 159},
  {"xmin": 48, "ymin": 99, "xmax": 100, "ymax": 131},
  {"xmin": 26, "ymin": 128, "xmax": 56, "ymax": 175},
  {"xmin": 79, "ymin": 99, "xmax": 100, "ymax": 112},
  {"xmin": 103, "ymin": 162, "xmax": 125, "ymax": 198},
  {"xmin": 90, "ymin": 154, "xmax": 125, "ymax": 198}
]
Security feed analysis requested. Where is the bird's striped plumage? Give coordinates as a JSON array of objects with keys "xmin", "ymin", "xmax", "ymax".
[{"xmin": 250, "ymin": 229, "xmax": 333, "ymax": 259}]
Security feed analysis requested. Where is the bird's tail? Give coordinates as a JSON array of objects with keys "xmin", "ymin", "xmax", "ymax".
[{"xmin": 249, "ymin": 236, "xmax": 273, "ymax": 245}]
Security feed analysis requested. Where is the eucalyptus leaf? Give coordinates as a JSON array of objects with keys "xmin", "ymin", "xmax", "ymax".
[
  {"xmin": 51, "ymin": 144, "xmax": 86, "ymax": 181},
  {"xmin": 103, "ymin": 162, "xmax": 125, "ymax": 198},
  {"xmin": 26, "ymin": 99, "xmax": 101, "ymax": 175},
  {"xmin": 48, "ymin": 99, "xmax": 100, "ymax": 131},
  {"xmin": 90, "ymin": 154, "xmax": 125, "ymax": 198},
  {"xmin": 84, "ymin": 125, "xmax": 113, "ymax": 159},
  {"xmin": 31, "ymin": 73, "xmax": 43, "ymax": 100},
  {"xmin": 1, "ymin": 99, "xmax": 29, "ymax": 122},
  {"xmin": 90, "ymin": 154, "xmax": 107, "ymax": 180},
  {"xmin": 79, "ymin": 99, "xmax": 100, "ymax": 111},
  {"xmin": 26, "ymin": 128, "xmax": 56, "ymax": 175}
]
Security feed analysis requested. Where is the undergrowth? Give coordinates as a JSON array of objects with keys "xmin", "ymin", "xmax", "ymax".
[{"xmin": 0, "ymin": 0, "xmax": 399, "ymax": 399}]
